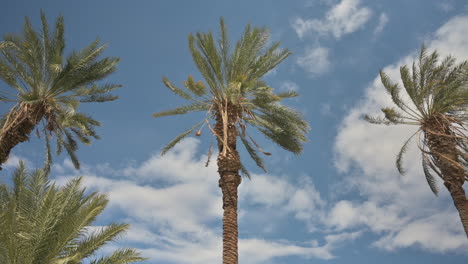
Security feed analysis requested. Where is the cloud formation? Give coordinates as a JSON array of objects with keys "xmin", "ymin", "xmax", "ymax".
[
  {"xmin": 54, "ymin": 139, "xmax": 357, "ymax": 264},
  {"xmin": 292, "ymin": 0, "xmax": 372, "ymax": 39},
  {"xmin": 373, "ymin": 13, "xmax": 389, "ymax": 36},
  {"xmin": 279, "ymin": 81, "xmax": 299, "ymax": 92},
  {"xmin": 296, "ymin": 46, "xmax": 331, "ymax": 76}
]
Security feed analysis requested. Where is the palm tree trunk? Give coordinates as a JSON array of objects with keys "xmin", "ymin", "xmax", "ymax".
[
  {"xmin": 425, "ymin": 117, "xmax": 468, "ymax": 237},
  {"xmin": 215, "ymin": 103, "xmax": 241, "ymax": 264},
  {"xmin": 0, "ymin": 102, "xmax": 44, "ymax": 169},
  {"xmin": 444, "ymin": 179, "xmax": 468, "ymax": 237}
]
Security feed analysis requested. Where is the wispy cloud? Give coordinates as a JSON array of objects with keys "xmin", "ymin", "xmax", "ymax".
[
  {"xmin": 292, "ymin": 0, "xmax": 372, "ymax": 39},
  {"xmin": 373, "ymin": 12, "xmax": 389, "ymax": 37},
  {"xmin": 320, "ymin": 103, "xmax": 333, "ymax": 116},
  {"xmin": 279, "ymin": 81, "xmax": 299, "ymax": 92},
  {"xmin": 438, "ymin": 0, "xmax": 455, "ymax": 12},
  {"xmin": 296, "ymin": 45, "xmax": 331, "ymax": 76},
  {"xmin": 3, "ymin": 154, "xmax": 31, "ymax": 170}
]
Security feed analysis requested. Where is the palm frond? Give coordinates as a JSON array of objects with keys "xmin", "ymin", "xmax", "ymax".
[
  {"xmin": 162, "ymin": 76, "xmax": 193, "ymax": 100},
  {"xmin": 153, "ymin": 103, "xmax": 209, "ymax": 118},
  {"xmin": 161, "ymin": 120, "xmax": 205, "ymax": 155},
  {"xmin": 44, "ymin": 128, "xmax": 52, "ymax": 174},
  {"xmin": 277, "ymin": 90, "xmax": 299, "ymax": 99},
  {"xmin": 362, "ymin": 114, "xmax": 394, "ymax": 125},
  {"xmin": 422, "ymin": 154, "xmax": 439, "ymax": 196},
  {"xmin": 89, "ymin": 248, "xmax": 146, "ymax": 264},
  {"xmin": 183, "ymin": 75, "xmax": 207, "ymax": 96},
  {"xmin": 239, "ymin": 132, "xmax": 267, "ymax": 172},
  {"xmin": 218, "ymin": 18, "xmax": 230, "ymax": 81},
  {"xmin": 396, "ymin": 130, "xmax": 419, "ymax": 175},
  {"xmin": 66, "ymin": 223, "xmax": 129, "ymax": 261},
  {"xmin": 240, "ymin": 162, "xmax": 251, "ymax": 179},
  {"xmin": 188, "ymin": 35, "xmax": 219, "ymax": 94}
]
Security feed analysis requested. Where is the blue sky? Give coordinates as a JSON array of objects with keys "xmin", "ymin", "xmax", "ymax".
[{"xmin": 1, "ymin": 0, "xmax": 468, "ymax": 263}]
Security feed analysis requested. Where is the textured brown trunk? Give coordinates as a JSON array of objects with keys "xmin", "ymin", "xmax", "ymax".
[
  {"xmin": 0, "ymin": 102, "xmax": 44, "ymax": 169},
  {"xmin": 215, "ymin": 102, "xmax": 241, "ymax": 264},
  {"xmin": 424, "ymin": 116, "xmax": 468, "ymax": 237}
]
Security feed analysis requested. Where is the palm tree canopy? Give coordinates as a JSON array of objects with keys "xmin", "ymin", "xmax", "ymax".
[
  {"xmin": 0, "ymin": 11, "xmax": 121, "ymax": 169},
  {"xmin": 0, "ymin": 162, "xmax": 145, "ymax": 264},
  {"xmin": 364, "ymin": 45, "xmax": 468, "ymax": 195},
  {"xmin": 154, "ymin": 18, "xmax": 309, "ymax": 176}
]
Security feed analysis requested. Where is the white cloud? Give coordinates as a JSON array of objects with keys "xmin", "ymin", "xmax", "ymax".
[
  {"xmin": 53, "ymin": 138, "xmax": 352, "ymax": 264},
  {"xmin": 279, "ymin": 81, "xmax": 299, "ymax": 92},
  {"xmin": 332, "ymin": 15, "xmax": 468, "ymax": 252},
  {"xmin": 292, "ymin": 17, "xmax": 314, "ymax": 40},
  {"xmin": 296, "ymin": 46, "xmax": 331, "ymax": 76},
  {"xmin": 373, "ymin": 211, "xmax": 468, "ymax": 252},
  {"xmin": 430, "ymin": 15, "xmax": 468, "ymax": 59},
  {"xmin": 241, "ymin": 174, "xmax": 294, "ymax": 207},
  {"xmin": 438, "ymin": 0, "xmax": 455, "ymax": 12},
  {"xmin": 2, "ymin": 154, "xmax": 29, "ymax": 169},
  {"xmin": 292, "ymin": 0, "xmax": 372, "ymax": 39},
  {"xmin": 373, "ymin": 13, "xmax": 389, "ymax": 36},
  {"xmin": 240, "ymin": 232, "xmax": 361, "ymax": 263}
]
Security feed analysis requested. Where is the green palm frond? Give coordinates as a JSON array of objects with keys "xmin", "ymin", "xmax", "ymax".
[
  {"xmin": 153, "ymin": 102, "xmax": 209, "ymax": 118},
  {"xmin": 0, "ymin": 164, "xmax": 144, "ymax": 264},
  {"xmin": 240, "ymin": 162, "xmax": 251, "ymax": 179},
  {"xmin": 44, "ymin": 128, "xmax": 52, "ymax": 173},
  {"xmin": 89, "ymin": 248, "xmax": 146, "ymax": 264},
  {"xmin": 239, "ymin": 132, "xmax": 267, "ymax": 173},
  {"xmin": 363, "ymin": 114, "xmax": 393, "ymax": 125},
  {"xmin": 396, "ymin": 130, "xmax": 419, "ymax": 175},
  {"xmin": 183, "ymin": 75, "xmax": 207, "ymax": 96},
  {"xmin": 422, "ymin": 154, "xmax": 439, "ymax": 196},
  {"xmin": 161, "ymin": 120, "xmax": 206, "ymax": 155},
  {"xmin": 277, "ymin": 90, "xmax": 299, "ymax": 99},
  {"xmin": 162, "ymin": 76, "xmax": 193, "ymax": 100},
  {"xmin": 66, "ymin": 223, "xmax": 129, "ymax": 261}
]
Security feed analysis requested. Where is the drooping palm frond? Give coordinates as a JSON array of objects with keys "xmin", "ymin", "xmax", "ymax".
[
  {"xmin": 0, "ymin": 11, "xmax": 121, "ymax": 169},
  {"xmin": 154, "ymin": 18, "xmax": 309, "ymax": 175},
  {"xmin": 395, "ymin": 129, "xmax": 420, "ymax": 175},
  {"xmin": 422, "ymin": 152, "xmax": 440, "ymax": 195},
  {"xmin": 0, "ymin": 162, "xmax": 145, "ymax": 264}
]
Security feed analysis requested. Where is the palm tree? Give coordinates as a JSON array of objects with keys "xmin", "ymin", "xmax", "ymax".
[
  {"xmin": 0, "ymin": 161, "xmax": 145, "ymax": 263},
  {"xmin": 365, "ymin": 46, "xmax": 468, "ymax": 237},
  {"xmin": 0, "ymin": 11, "xmax": 121, "ymax": 170},
  {"xmin": 153, "ymin": 18, "xmax": 309, "ymax": 264}
]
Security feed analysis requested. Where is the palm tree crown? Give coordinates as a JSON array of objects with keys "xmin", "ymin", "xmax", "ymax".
[
  {"xmin": 154, "ymin": 18, "xmax": 309, "ymax": 175},
  {"xmin": 365, "ymin": 45, "xmax": 468, "ymax": 237},
  {"xmin": 0, "ymin": 162, "xmax": 145, "ymax": 264},
  {"xmin": 0, "ymin": 11, "xmax": 121, "ymax": 170},
  {"xmin": 365, "ymin": 46, "xmax": 468, "ymax": 194}
]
